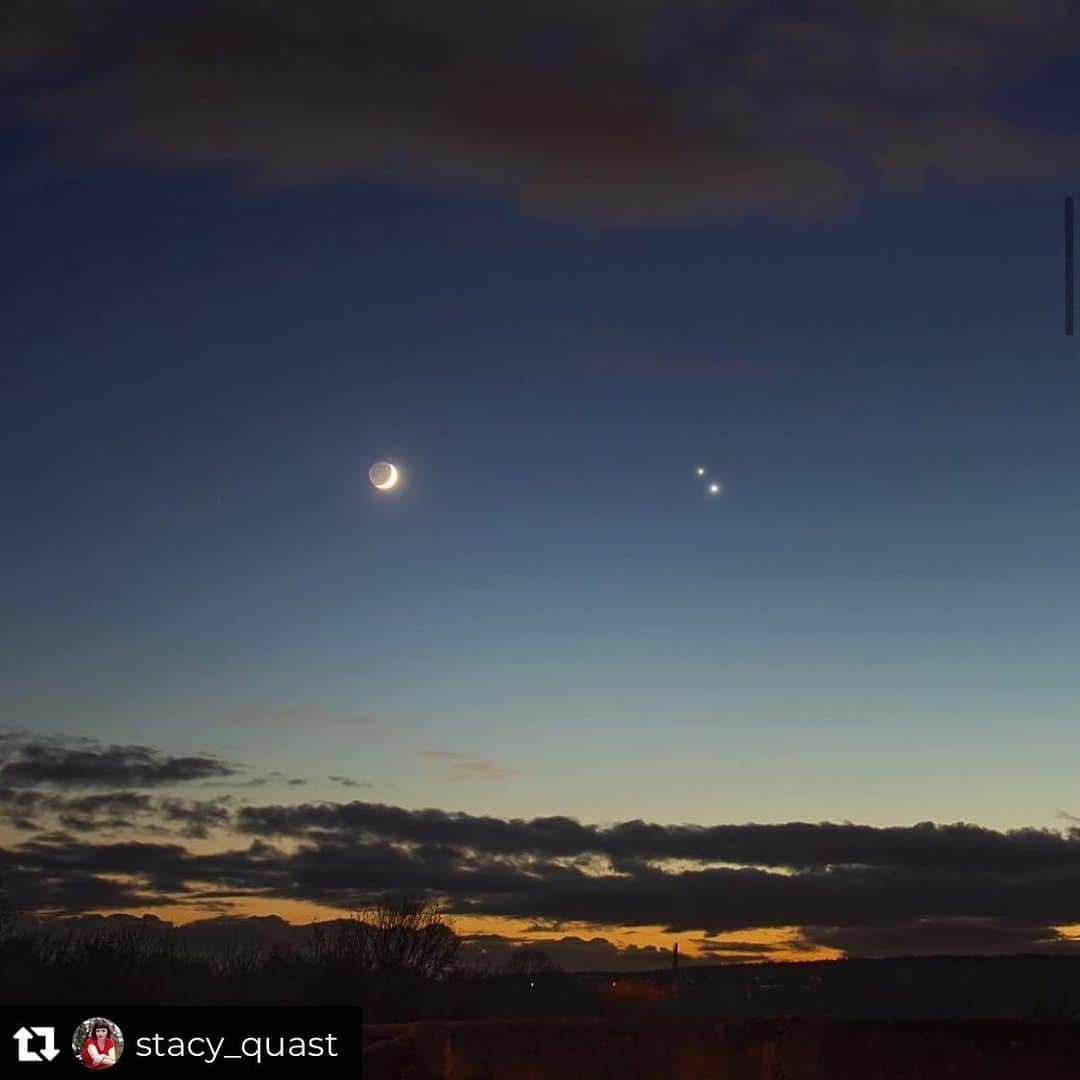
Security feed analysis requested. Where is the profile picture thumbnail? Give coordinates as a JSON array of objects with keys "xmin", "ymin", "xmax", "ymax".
[{"xmin": 73, "ymin": 1017, "xmax": 124, "ymax": 1070}]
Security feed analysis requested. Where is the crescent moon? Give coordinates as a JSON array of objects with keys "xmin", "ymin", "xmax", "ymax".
[{"xmin": 374, "ymin": 463, "xmax": 399, "ymax": 490}]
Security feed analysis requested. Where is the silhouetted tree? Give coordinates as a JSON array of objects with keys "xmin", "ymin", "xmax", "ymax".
[
  {"xmin": 310, "ymin": 898, "xmax": 460, "ymax": 980},
  {"xmin": 507, "ymin": 946, "xmax": 559, "ymax": 975}
]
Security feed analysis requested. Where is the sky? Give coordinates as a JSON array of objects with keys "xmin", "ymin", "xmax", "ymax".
[{"xmin": 4, "ymin": 0, "xmax": 1080, "ymax": 970}]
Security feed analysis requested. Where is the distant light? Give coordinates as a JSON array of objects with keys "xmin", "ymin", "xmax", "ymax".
[
  {"xmin": 529, "ymin": 981, "xmax": 535, "ymax": 988},
  {"xmin": 707, "ymin": 482, "xmax": 722, "ymax": 496},
  {"xmin": 695, "ymin": 466, "xmax": 706, "ymax": 477}
]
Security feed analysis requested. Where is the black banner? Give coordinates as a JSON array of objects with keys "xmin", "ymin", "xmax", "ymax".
[{"xmin": 2, "ymin": 1007, "xmax": 363, "ymax": 1075}]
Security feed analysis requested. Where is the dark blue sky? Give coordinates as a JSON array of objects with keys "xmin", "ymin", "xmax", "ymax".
[{"xmin": 6, "ymin": 125, "xmax": 1079, "ymax": 829}]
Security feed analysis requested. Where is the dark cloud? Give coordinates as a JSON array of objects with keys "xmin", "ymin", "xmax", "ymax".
[
  {"xmin": 693, "ymin": 937, "xmax": 792, "ymax": 960},
  {"xmin": 4, "ymin": 1, "xmax": 1078, "ymax": 223},
  {"xmin": 0, "ymin": 773, "xmax": 232, "ymax": 840},
  {"xmin": 0, "ymin": 784, "xmax": 157, "ymax": 834},
  {"xmin": 0, "ymin": 0, "xmax": 125, "ymax": 74},
  {"xmin": 0, "ymin": 732, "xmax": 237, "ymax": 789},
  {"xmin": 203, "ymin": 771, "xmax": 307, "ymax": 789},
  {"xmin": 173, "ymin": 913, "xmax": 310, "ymax": 953},
  {"xmin": 10, "ymin": 813, "xmax": 1080, "ymax": 957},
  {"xmin": 0, "ymin": 835, "xmax": 184, "ymax": 914},
  {"xmin": 459, "ymin": 932, "xmax": 705, "ymax": 973},
  {"xmin": 55, "ymin": 792, "xmax": 155, "ymax": 833},
  {"xmin": 156, "ymin": 797, "xmax": 234, "ymax": 840},
  {"xmin": 9, "ymin": 769, "xmax": 1080, "ymax": 956},
  {"xmin": 0, "ymin": 787, "xmax": 55, "ymax": 830},
  {"xmin": 327, "ymin": 776, "xmax": 373, "ymax": 789},
  {"xmin": 798, "ymin": 919, "xmax": 1080, "ymax": 958},
  {"xmin": 234, "ymin": 799, "xmax": 1080, "ymax": 874}
]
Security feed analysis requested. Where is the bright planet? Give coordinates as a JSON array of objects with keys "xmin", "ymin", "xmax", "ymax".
[{"xmin": 369, "ymin": 461, "xmax": 400, "ymax": 490}]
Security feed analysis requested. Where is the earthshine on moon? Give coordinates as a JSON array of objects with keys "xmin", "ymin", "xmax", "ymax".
[{"xmin": 369, "ymin": 461, "xmax": 400, "ymax": 491}]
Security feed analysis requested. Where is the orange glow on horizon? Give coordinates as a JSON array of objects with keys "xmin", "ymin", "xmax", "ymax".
[
  {"xmin": 0, "ymin": 826, "xmax": 836, "ymax": 964},
  {"xmin": 56, "ymin": 897, "xmax": 838, "ymax": 964}
]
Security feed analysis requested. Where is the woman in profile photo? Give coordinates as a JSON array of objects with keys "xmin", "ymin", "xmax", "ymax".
[{"xmin": 80, "ymin": 1019, "xmax": 117, "ymax": 1069}]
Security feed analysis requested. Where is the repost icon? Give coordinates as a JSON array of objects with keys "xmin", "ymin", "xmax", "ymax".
[{"xmin": 14, "ymin": 1026, "xmax": 60, "ymax": 1063}]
